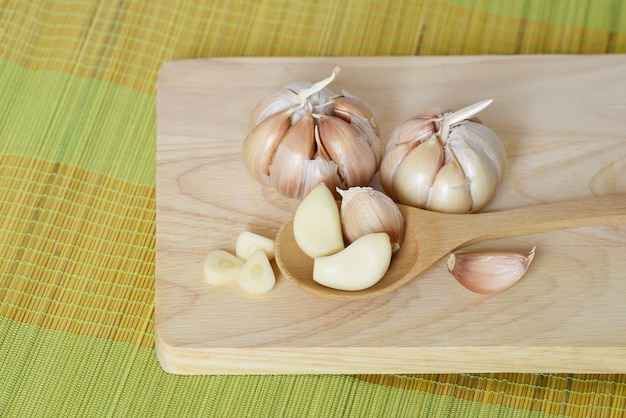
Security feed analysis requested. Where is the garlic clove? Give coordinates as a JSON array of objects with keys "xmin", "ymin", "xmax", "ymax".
[
  {"xmin": 458, "ymin": 122, "xmax": 507, "ymax": 184},
  {"xmin": 242, "ymin": 108, "xmax": 293, "ymax": 185},
  {"xmin": 338, "ymin": 187, "xmax": 405, "ymax": 253},
  {"xmin": 204, "ymin": 250, "xmax": 245, "ymax": 286},
  {"xmin": 249, "ymin": 90, "xmax": 300, "ymax": 128},
  {"xmin": 332, "ymin": 94, "xmax": 380, "ymax": 135},
  {"xmin": 269, "ymin": 112, "xmax": 315, "ymax": 198},
  {"xmin": 237, "ymin": 250, "xmax": 276, "ymax": 294},
  {"xmin": 447, "ymin": 246, "xmax": 536, "ymax": 294},
  {"xmin": 313, "ymin": 232, "xmax": 392, "ymax": 291},
  {"xmin": 293, "ymin": 182, "xmax": 344, "ymax": 258},
  {"xmin": 448, "ymin": 131, "xmax": 498, "ymax": 212},
  {"xmin": 426, "ymin": 158, "xmax": 472, "ymax": 213},
  {"xmin": 392, "ymin": 136, "xmax": 444, "ymax": 208},
  {"xmin": 393, "ymin": 116, "xmax": 437, "ymax": 149},
  {"xmin": 349, "ymin": 113, "xmax": 383, "ymax": 166},
  {"xmin": 316, "ymin": 115, "xmax": 379, "ymax": 187},
  {"xmin": 235, "ymin": 231, "xmax": 275, "ymax": 261}
]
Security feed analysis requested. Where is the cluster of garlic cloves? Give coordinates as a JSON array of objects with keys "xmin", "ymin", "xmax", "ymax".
[
  {"xmin": 379, "ymin": 99, "xmax": 507, "ymax": 213},
  {"xmin": 447, "ymin": 246, "xmax": 536, "ymax": 294},
  {"xmin": 243, "ymin": 67, "xmax": 382, "ymax": 200}
]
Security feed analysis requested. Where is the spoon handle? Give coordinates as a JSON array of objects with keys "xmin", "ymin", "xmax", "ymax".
[{"xmin": 465, "ymin": 194, "xmax": 626, "ymax": 244}]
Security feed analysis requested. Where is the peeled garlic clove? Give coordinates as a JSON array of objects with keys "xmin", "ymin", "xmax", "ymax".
[
  {"xmin": 338, "ymin": 187, "xmax": 405, "ymax": 253},
  {"xmin": 293, "ymin": 182, "xmax": 344, "ymax": 258},
  {"xmin": 426, "ymin": 158, "xmax": 472, "ymax": 213},
  {"xmin": 313, "ymin": 232, "xmax": 392, "ymax": 291},
  {"xmin": 447, "ymin": 246, "xmax": 536, "ymax": 294},
  {"xmin": 237, "ymin": 250, "xmax": 276, "ymax": 294},
  {"xmin": 243, "ymin": 108, "xmax": 293, "ymax": 185},
  {"xmin": 391, "ymin": 136, "xmax": 444, "ymax": 208},
  {"xmin": 235, "ymin": 231, "xmax": 275, "ymax": 261},
  {"xmin": 204, "ymin": 250, "xmax": 245, "ymax": 286}
]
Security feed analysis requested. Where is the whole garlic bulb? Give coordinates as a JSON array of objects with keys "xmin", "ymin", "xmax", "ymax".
[
  {"xmin": 379, "ymin": 99, "xmax": 507, "ymax": 213},
  {"xmin": 243, "ymin": 67, "xmax": 382, "ymax": 200}
]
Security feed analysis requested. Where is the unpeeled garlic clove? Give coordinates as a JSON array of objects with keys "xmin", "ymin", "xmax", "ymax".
[
  {"xmin": 338, "ymin": 187, "xmax": 405, "ymax": 253},
  {"xmin": 317, "ymin": 114, "xmax": 379, "ymax": 188},
  {"xmin": 243, "ymin": 108, "xmax": 293, "ymax": 185},
  {"xmin": 391, "ymin": 136, "xmax": 443, "ymax": 207},
  {"xmin": 426, "ymin": 157, "xmax": 472, "ymax": 214},
  {"xmin": 269, "ymin": 112, "xmax": 315, "ymax": 198},
  {"xmin": 447, "ymin": 246, "xmax": 536, "ymax": 294}
]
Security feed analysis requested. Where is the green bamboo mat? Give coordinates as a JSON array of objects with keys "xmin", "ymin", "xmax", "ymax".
[{"xmin": 1, "ymin": 1, "xmax": 626, "ymax": 416}]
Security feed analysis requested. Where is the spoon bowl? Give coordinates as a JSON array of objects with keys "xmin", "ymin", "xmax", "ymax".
[{"xmin": 275, "ymin": 194, "xmax": 626, "ymax": 300}]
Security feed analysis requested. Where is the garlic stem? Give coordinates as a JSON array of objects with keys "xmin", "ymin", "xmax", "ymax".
[
  {"xmin": 297, "ymin": 66, "xmax": 340, "ymax": 102},
  {"xmin": 439, "ymin": 99, "xmax": 493, "ymax": 142}
]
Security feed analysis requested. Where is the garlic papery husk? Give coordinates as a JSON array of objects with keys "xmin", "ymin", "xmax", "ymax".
[
  {"xmin": 379, "ymin": 99, "xmax": 507, "ymax": 213},
  {"xmin": 337, "ymin": 187, "xmax": 405, "ymax": 253},
  {"xmin": 447, "ymin": 246, "xmax": 536, "ymax": 294},
  {"xmin": 243, "ymin": 67, "xmax": 382, "ymax": 200}
]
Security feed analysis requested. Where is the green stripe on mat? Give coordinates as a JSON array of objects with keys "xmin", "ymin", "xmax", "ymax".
[
  {"xmin": 8, "ymin": 317, "xmax": 622, "ymax": 417},
  {"xmin": 0, "ymin": 59, "xmax": 156, "ymax": 187}
]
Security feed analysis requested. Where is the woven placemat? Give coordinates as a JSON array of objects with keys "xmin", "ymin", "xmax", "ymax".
[{"xmin": 1, "ymin": 1, "xmax": 625, "ymax": 416}]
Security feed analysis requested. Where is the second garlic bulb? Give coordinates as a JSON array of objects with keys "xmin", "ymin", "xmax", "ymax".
[{"xmin": 379, "ymin": 99, "xmax": 507, "ymax": 213}]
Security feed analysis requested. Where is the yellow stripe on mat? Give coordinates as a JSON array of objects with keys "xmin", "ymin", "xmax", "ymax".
[
  {"xmin": 3, "ymin": 1, "xmax": 624, "ymax": 97},
  {"xmin": 0, "ymin": 155, "xmax": 155, "ymax": 348}
]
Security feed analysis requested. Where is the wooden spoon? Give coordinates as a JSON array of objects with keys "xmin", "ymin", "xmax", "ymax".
[{"xmin": 275, "ymin": 194, "xmax": 626, "ymax": 300}]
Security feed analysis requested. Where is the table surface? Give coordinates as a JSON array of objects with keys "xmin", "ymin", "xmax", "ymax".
[{"xmin": 2, "ymin": 1, "xmax": 626, "ymax": 416}]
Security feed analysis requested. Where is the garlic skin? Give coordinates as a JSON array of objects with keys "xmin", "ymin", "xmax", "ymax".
[
  {"xmin": 379, "ymin": 99, "xmax": 507, "ymax": 213},
  {"xmin": 447, "ymin": 246, "xmax": 536, "ymax": 294},
  {"xmin": 243, "ymin": 67, "xmax": 382, "ymax": 200},
  {"xmin": 338, "ymin": 187, "xmax": 405, "ymax": 253}
]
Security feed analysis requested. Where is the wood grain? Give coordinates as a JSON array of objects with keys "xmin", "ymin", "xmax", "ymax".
[{"xmin": 156, "ymin": 56, "xmax": 626, "ymax": 374}]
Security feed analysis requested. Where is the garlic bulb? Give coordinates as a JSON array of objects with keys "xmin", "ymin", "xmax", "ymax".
[
  {"xmin": 338, "ymin": 187, "xmax": 405, "ymax": 253},
  {"xmin": 379, "ymin": 99, "xmax": 507, "ymax": 213},
  {"xmin": 243, "ymin": 67, "xmax": 382, "ymax": 200},
  {"xmin": 447, "ymin": 246, "xmax": 536, "ymax": 294}
]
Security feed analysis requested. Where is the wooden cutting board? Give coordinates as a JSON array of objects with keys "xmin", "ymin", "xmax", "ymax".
[{"xmin": 155, "ymin": 55, "xmax": 626, "ymax": 375}]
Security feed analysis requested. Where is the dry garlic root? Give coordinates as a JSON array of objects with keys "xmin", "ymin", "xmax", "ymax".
[
  {"xmin": 447, "ymin": 246, "xmax": 536, "ymax": 294},
  {"xmin": 313, "ymin": 233, "xmax": 392, "ymax": 291},
  {"xmin": 293, "ymin": 182, "xmax": 344, "ymax": 258},
  {"xmin": 242, "ymin": 66, "xmax": 382, "ymax": 200},
  {"xmin": 379, "ymin": 99, "xmax": 507, "ymax": 213},
  {"xmin": 203, "ymin": 231, "xmax": 276, "ymax": 294}
]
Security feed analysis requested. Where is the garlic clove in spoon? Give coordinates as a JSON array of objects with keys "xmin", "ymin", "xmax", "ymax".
[
  {"xmin": 447, "ymin": 246, "xmax": 536, "ymax": 294},
  {"xmin": 337, "ymin": 187, "xmax": 405, "ymax": 253}
]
